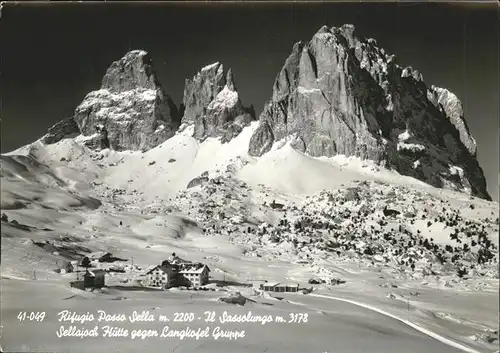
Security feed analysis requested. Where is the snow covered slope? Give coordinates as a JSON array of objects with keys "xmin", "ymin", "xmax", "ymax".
[{"xmin": 1, "ymin": 121, "xmax": 499, "ymax": 353}]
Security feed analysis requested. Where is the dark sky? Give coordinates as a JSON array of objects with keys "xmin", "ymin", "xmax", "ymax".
[{"xmin": 1, "ymin": 2, "xmax": 498, "ymax": 200}]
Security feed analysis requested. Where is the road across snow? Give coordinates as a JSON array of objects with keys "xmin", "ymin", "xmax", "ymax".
[{"xmin": 309, "ymin": 293, "xmax": 482, "ymax": 353}]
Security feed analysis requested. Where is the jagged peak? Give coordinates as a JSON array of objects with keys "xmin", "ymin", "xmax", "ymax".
[
  {"xmin": 339, "ymin": 24, "xmax": 356, "ymax": 44},
  {"xmin": 292, "ymin": 41, "xmax": 305, "ymax": 51},
  {"xmin": 101, "ymin": 49, "xmax": 161, "ymax": 93},
  {"xmin": 249, "ymin": 22, "xmax": 489, "ymax": 199},
  {"xmin": 182, "ymin": 62, "xmax": 254, "ymax": 141},
  {"xmin": 201, "ymin": 62, "xmax": 222, "ymax": 72},
  {"xmin": 226, "ymin": 68, "xmax": 236, "ymax": 91},
  {"xmin": 387, "ymin": 54, "xmax": 396, "ymax": 64},
  {"xmin": 428, "ymin": 85, "xmax": 476, "ymax": 156},
  {"xmin": 401, "ymin": 66, "xmax": 424, "ymax": 82},
  {"xmin": 316, "ymin": 25, "xmax": 331, "ymax": 35},
  {"xmin": 123, "ymin": 49, "xmax": 149, "ymax": 59},
  {"xmin": 341, "ymin": 23, "xmax": 356, "ymax": 31}
]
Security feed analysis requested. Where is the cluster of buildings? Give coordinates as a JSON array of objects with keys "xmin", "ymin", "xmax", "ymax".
[
  {"xmin": 69, "ymin": 253, "xmax": 211, "ymax": 291},
  {"xmin": 69, "ymin": 252, "xmax": 303, "ymax": 295},
  {"xmin": 144, "ymin": 253, "xmax": 211, "ymax": 289}
]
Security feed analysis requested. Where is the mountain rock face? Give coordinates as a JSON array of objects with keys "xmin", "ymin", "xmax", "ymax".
[
  {"xmin": 427, "ymin": 86, "xmax": 477, "ymax": 156},
  {"xmin": 41, "ymin": 117, "xmax": 80, "ymax": 145},
  {"xmin": 249, "ymin": 24, "xmax": 490, "ymax": 200},
  {"xmin": 182, "ymin": 63, "xmax": 255, "ymax": 142},
  {"xmin": 43, "ymin": 50, "xmax": 180, "ymax": 151}
]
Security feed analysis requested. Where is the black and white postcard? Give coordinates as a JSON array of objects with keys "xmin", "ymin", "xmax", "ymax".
[{"xmin": 1, "ymin": 1, "xmax": 499, "ymax": 353}]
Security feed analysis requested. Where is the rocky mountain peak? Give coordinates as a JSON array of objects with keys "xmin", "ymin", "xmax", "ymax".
[
  {"xmin": 101, "ymin": 50, "xmax": 160, "ymax": 93},
  {"xmin": 427, "ymin": 85, "xmax": 477, "ymax": 156},
  {"xmin": 226, "ymin": 68, "xmax": 236, "ymax": 91},
  {"xmin": 249, "ymin": 24, "xmax": 490, "ymax": 200},
  {"xmin": 42, "ymin": 50, "xmax": 180, "ymax": 152},
  {"xmin": 337, "ymin": 24, "xmax": 356, "ymax": 47},
  {"xmin": 182, "ymin": 62, "xmax": 225, "ymax": 125},
  {"xmin": 182, "ymin": 63, "xmax": 255, "ymax": 142}
]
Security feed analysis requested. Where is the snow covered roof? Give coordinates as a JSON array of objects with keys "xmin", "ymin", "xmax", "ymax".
[
  {"xmin": 178, "ymin": 263, "xmax": 209, "ymax": 274},
  {"xmin": 262, "ymin": 282, "xmax": 298, "ymax": 288},
  {"xmin": 146, "ymin": 265, "xmax": 174, "ymax": 274},
  {"xmin": 85, "ymin": 269, "xmax": 106, "ymax": 277},
  {"xmin": 262, "ymin": 281, "xmax": 280, "ymax": 287}
]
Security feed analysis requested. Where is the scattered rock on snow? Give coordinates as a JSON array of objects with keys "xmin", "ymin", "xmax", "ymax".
[
  {"xmin": 218, "ymin": 292, "xmax": 250, "ymax": 306},
  {"xmin": 187, "ymin": 176, "xmax": 209, "ymax": 189},
  {"xmin": 387, "ymin": 293, "xmax": 397, "ymax": 299}
]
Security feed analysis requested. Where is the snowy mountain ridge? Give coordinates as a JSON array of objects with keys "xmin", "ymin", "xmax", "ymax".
[
  {"xmin": 34, "ymin": 24, "xmax": 490, "ymax": 200},
  {"xmin": 248, "ymin": 24, "xmax": 489, "ymax": 200}
]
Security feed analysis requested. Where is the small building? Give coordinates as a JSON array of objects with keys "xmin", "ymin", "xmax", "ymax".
[
  {"xmin": 284, "ymin": 283, "xmax": 299, "ymax": 292},
  {"xmin": 83, "ymin": 269, "xmax": 106, "ymax": 289},
  {"xmin": 145, "ymin": 264, "xmax": 177, "ymax": 289},
  {"xmin": 260, "ymin": 282, "xmax": 299, "ymax": 293},
  {"xmin": 79, "ymin": 256, "xmax": 92, "ymax": 268},
  {"xmin": 270, "ymin": 200, "xmax": 284, "ymax": 210},
  {"xmin": 98, "ymin": 252, "xmax": 114, "ymax": 263},
  {"xmin": 261, "ymin": 281, "xmax": 280, "ymax": 292},
  {"xmin": 59, "ymin": 260, "xmax": 74, "ymax": 274},
  {"xmin": 178, "ymin": 263, "xmax": 210, "ymax": 287}
]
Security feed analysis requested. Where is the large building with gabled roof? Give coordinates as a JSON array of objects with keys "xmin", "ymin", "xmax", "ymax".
[
  {"xmin": 144, "ymin": 264, "xmax": 177, "ymax": 288},
  {"xmin": 178, "ymin": 263, "xmax": 210, "ymax": 287},
  {"xmin": 143, "ymin": 258, "xmax": 210, "ymax": 289}
]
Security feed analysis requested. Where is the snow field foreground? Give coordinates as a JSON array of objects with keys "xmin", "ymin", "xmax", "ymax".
[{"xmin": 1, "ymin": 123, "xmax": 498, "ymax": 353}]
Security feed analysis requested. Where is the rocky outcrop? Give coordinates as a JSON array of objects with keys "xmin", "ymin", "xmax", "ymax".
[
  {"xmin": 41, "ymin": 117, "xmax": 80, "ymax": 144},
  {"xmin": 427, "ymin": 86, "xmax": 477, "ymax": 156},
  {"xmin": 249, "ymin": 24, "xmax": 490, "ymax": 200},
  {"xmin": 186, "ymin": 171, "xmax": 209, "ymax": 189},
  {"xmin": 73, "ymin": 50, "xmax": 180, "ymax": 151},
  {"xmin": 81, "ymin": 124, "xmax": 110, "ymax": 150},
  {"xmin": 186, "ymin": 176, "xmax": 209, "ymax": 189},
  {"xmin": 182, "ymin": 63, "xmax": 255, "ymax": 142}
]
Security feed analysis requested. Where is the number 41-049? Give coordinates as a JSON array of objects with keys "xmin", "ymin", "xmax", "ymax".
[{"xmin": 17, "ymin": 311, "xmax": 46, "ymax": 322}]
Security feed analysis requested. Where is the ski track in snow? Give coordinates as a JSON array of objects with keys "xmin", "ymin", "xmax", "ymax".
[{"xmin": 310, "ymin": 293, "xmax": 482, "ymax": 353}]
